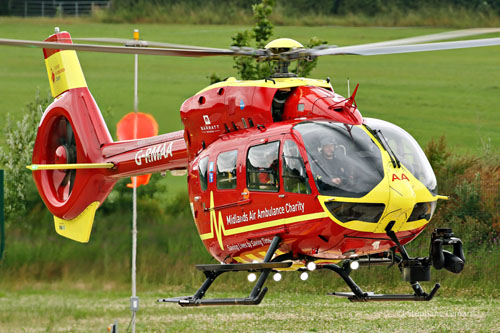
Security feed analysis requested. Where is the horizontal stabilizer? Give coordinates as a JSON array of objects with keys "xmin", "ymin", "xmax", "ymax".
[{"xmin": 27, "ymin": 163, "xmax": 114, "ymax": 170}]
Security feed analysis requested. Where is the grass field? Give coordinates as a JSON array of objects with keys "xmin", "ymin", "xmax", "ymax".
[
  {"xmin": 0, "ymin": 283, "xmax": 498, "ymax": 332},
  {"xmin": 0, "ymin": 18, "xmax": 499, "ymax": 154}
]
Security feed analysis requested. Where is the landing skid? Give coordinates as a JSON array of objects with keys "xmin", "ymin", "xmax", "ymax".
[
  {"xmin": 322, "ymin": 222, "xmax": 448, "ymax": 302},
  {"xmin": 322, "ymin": 261, "xmax": 440, "ymax": 302},
  {"xmin": 158, "ymin": 226, "xmax": 463, "ymax": 306},
  {"xmin": 158, "ymin": 236, "xmax": 286, "ymax": 307},
  {"xmin": 329, "ymin": 289, "xmax": 440, "ymax": 302}
]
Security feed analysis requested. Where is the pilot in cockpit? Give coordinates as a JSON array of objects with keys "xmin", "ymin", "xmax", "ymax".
[{"xmin": 313, "ymin": 137, "xmax": 347, "ymax": 188}]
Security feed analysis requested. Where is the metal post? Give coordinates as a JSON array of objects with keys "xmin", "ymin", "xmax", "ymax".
[
  {"xmin": 41, "ymin": 2, "xmax": 44, "ymax": 17},
  {"xmin": 130, "ymin": 28, "xmax": 140, "ymax": 333},
  {"xmin": 0, "ymin": 170, "xmax": 5, "ymax": 260},
  {"xmin": 24, "ymin": 1, "xmax": 27, "ymax": 17},
  {"xmin": 134, "ymin": 29, "xmax": 139, "ymax": 114},
  {"xmin": 131, "ymin": 176, "xmax": 137, "ymax": 333},
  {"xmin": 75, "ymin": 1, "xmax": 78, "ymax": 17}
]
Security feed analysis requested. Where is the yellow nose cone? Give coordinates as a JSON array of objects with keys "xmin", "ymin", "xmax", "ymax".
[{"xmin": 265, "ymin": 38, "xmax": 304, "ymax": 50}]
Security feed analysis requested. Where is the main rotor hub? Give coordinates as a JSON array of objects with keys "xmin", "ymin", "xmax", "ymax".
[
  {"xmin": 265, "ymin": 38, "xmax": 305, "ymax": 78},
  {"xmin": 265, "ymin": 38, "xmax": 304, "ymax": 54}
]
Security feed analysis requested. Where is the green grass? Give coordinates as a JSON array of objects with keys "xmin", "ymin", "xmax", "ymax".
[
  {"xmin": 0, "ymin": 283, "xmax": 498, "ymax": 332},
  {"xmin": 0, "ymin": 18, "xmax": 499, "ymax": 154}
]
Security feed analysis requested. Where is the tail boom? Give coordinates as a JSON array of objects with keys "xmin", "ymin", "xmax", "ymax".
[
  {"xmin": 101, "ymin": 131, "xmax": 188, "ymax": 178},
  {"xmin": 32, "ymin": 31, "xmax": 189, "ymax": 242}
]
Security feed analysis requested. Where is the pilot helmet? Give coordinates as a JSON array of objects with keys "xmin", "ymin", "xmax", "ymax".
[{"xmin": 320, "ymin": 137, "xmax": 336, "ymax": 147}]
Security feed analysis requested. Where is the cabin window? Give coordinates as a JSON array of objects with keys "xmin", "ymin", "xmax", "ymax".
[
  {"xmin": 198, "ymin": 156, "xmax": 209, "ymax": 191},
  {"xmin": 247, "ymin": 141, "xmax": 280, "ymax": 192},
  {"xmin": 216, "ymin": 150, "xmax": 238, "ymax": 190},
  {"xmin": 282, "ymin": 140, "xmax": 311, "ymax": 194}
]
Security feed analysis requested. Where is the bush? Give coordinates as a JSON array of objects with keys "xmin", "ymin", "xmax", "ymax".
[
  {"xmin": 0, "ymin": 91, "xmax": 50, "ymax": 226},
  {"xmin": 419, "ymin": 137, "xmax": 499, "ymax": 252}
]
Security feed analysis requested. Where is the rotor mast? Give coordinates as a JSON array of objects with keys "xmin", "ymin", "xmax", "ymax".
[{"xmin": 265, "ymin": 38, "xmax": 304, "ymax": 78}]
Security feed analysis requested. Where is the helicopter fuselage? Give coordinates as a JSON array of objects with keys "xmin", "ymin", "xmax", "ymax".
[{"xmin": 180, "ymin": 78, "xmax": 438, "ymax": 264}]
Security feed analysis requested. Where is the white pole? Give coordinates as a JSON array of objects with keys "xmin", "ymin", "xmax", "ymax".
[
  {"xmin": 134, "ymin": 57, "xmax": 139, "ymax": 112},
  {"xmin": 131, "ymin": 177, "xmax": 137, "ymax": 333},
  {"xmin": 131, "ymin": 28, "xmax": 140, "ymax": 333}
]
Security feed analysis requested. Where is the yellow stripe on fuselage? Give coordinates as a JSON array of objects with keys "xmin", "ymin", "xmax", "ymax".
[
  {"xmin": 199, "ymin": 192, "xmax": 327, "ymax": 249},
  {"xmin": 45, "ymin": 50, "xmax": 87, "ymax": 98}
]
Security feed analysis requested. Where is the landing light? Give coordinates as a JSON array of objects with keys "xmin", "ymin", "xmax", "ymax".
[
  {"xmin": 273, "ymin": 273, "xmax": 282, "ymax": 282},
  {"xmin": 247, "ymin": 273, "xmax": 257, "ymax": 282},
  {"xmin": 307, "ymin": 262, "xmax": 316, "ymax": 271},
  {"xmin": 300, "ymin": 272, "xmax": 309, "ymax": 281},
  {"xmin": 350, "ymin": 261, "xmax": 360, "ymax": 270}
]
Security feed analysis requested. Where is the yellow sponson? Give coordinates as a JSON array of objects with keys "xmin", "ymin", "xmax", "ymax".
[
  {"xmin": 27, "ymin": 163, "xmax": 114, "ymax": 171},
  {"xmin": 45, "ymin": 49, "xmax": 87, "ymax": 98},
  {"xmin": 265, "ymin": 38, "xmax": 304, "ymax": 49},
  {"xmin": 53, "ymin": 201, "xmax": 100, "ymax": 243}
]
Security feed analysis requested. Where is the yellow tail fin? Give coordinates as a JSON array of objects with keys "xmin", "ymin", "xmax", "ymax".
[
  {"xmin": 53, "ymin": 202, "xmax": 100, "ymax": 243},
  {"xmin": 43, "ymin": 31, "xmax": 87, "ymax": 98}
]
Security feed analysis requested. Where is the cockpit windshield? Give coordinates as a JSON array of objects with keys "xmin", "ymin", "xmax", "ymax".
[
  {"xmin": 364, "ymin": 118, "xmax": 437, "ymax": 194},
  {"xmin": 294, "ymin": 121, "xmax": 384, "ymax": 198}
]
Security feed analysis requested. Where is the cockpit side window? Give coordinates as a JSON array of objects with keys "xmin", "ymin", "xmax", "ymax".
[
  {"xmin": 199, "ymin": 156, "xmax": 209, "ymax": 191},
  {"xmin": 217, "ymin": 150, "xmax": 238, "ymax": 190},
  {"xmin": 282, "ymin": 140, "xmax": 311, "ymax": 194},
  {"xmin": 247, "ymin": 141, "xmax": 280, "ymax": 192}
]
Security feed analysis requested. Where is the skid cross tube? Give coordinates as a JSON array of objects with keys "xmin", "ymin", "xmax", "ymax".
[
  {"xmin": 158, "ymin": 235, "xmax": 283, "ymax": 306},
  {"xmin": 250, "ymin": 235, "xmax": 280, "ymax": 299},
  {"xmin": 322, "ymin": 262, "xmax": 366, "ymax": 298}
]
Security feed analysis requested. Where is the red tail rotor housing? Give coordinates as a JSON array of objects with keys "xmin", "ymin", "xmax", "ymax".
[{"xmin": 32, "ymin": 87, "xmax": 116, "ymax": 220}]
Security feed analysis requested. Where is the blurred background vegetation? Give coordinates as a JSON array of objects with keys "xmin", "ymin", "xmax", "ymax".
[
  {"xmin": 99, "ymin": 0, "xmax": 500, "ymax": 27},
  {"xmin": 2, "ymin": 0, "xmax": 500, "ymax": 27}
]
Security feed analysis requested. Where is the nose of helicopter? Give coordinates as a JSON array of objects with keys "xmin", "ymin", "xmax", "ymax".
[
  {"xmin": 319, "ymin": 166, "xmax": 426, "ymax": 236},
  {"xmin": 373, "ymin": 169, "xmax": 416, "ymax": 233}
]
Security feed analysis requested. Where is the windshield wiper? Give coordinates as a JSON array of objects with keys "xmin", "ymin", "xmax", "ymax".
[
  {"xmin": 365, "ymin": 125, "xmax": 400, "ymax": 168},
  {"xmin": 377, "ymin": 129, "xmax": 401, "ymax": 168}
]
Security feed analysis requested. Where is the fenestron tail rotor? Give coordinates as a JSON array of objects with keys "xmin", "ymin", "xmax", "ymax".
[{"xmin": 49, "ymin": 116, "xmax": 77, "ymax": 201}]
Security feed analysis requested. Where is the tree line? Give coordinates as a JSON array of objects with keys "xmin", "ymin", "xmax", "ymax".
[{"xmin": 109, "ymin": 0, "xmax": 500, "ymax": 16}]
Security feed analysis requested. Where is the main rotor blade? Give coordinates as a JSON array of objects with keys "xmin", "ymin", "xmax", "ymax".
[
  {"xmin": 0, "ymin": 38, "xmax": 249, "ymax": 57},
  {"xmin": 72, "ymin": 37, "xmax": 227, "ymax": 51},
  {"xmin": 336, "ymin": 28, "xmax": 500, "ymax": 51},
  {"xmin": 311, "ymin": 37, "xmax": 500, "ymax": 56}
]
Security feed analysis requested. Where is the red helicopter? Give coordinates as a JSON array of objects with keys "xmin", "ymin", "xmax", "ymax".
[{"xmin": 1, "ymin": 28, "xmax": 499, "ymax": 306}]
